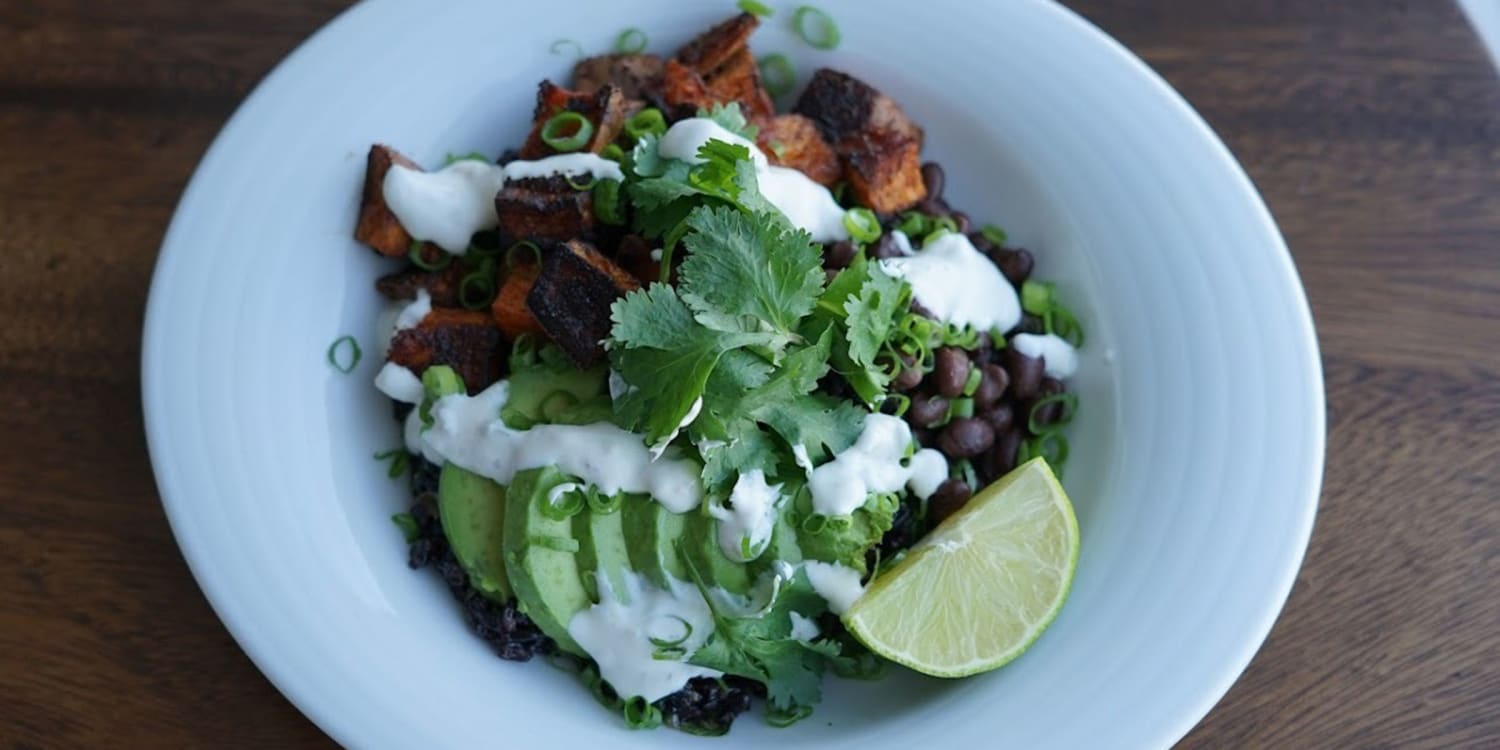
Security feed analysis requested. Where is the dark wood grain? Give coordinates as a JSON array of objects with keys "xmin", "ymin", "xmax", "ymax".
[{"xmin": 0, "ymin": 1, "xmax": 1496, "ymax": 747}]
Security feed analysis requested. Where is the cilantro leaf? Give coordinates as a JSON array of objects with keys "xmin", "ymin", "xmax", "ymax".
[
  {"xmin": 808, "ymin": 254, "xmax": 914, "ymax": 406},
  {"xmin": 698, "ymin": 101, "xmax": 760, "ymax": 140},
  {"xmin": 679, "ymin": 206, "xmax": 824, "ymax": 350},
  {"xmin": 844, "ymin": 263, "xmax": 907, "ymax": 369},
  {"xmin": 796, "ymin": 491, "xmax": 901, "ymax": 573}
]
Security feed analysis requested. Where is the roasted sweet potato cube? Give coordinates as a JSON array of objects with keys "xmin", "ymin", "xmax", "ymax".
[
  {"xmin": 572, "ymin": 53, "xmax": 665, "ymax": 101},
  {"xmin": 793, "ymin": 68, "xmax": 923, "ymax": 145},
  {"xmin": 386, "ymin": 308, "xmax": 506, "ymax": 393},
  {"xmin": 758, "ymin": 114, "xmax": 840, "ymax": 187},
  {"xmin": 661, "ymin": 58, "xmax": 715, "ymax": 120},
  {"xmin": 355, "ymin": 144, "xmax": 420, "ymax": 257},
  {"xmin": 519, "ymin": 81, "xmax": 627, "ymax": 159},
  {"xmin": 526, "ymin": 240, "xmax": 641, "ymax": 368},
  {"xmin": 675, "ymin": 12, "xmax": 759, "ymax": 74},
  {"xmin": 702, "ymin": 48, "xmax": 774, "ymax": 122},
  {"xmin": 840, "ymin": 130, "xmax": 927, "ymax": 214},
  {"xmin": 492, "ymin": 261, "xmax": 545, "ymax": 339},
  {"xmin": 494, "ymin": 177, "xmax": 596, "ymax": 244},
  {"xmin": 375, "ymin": 262, "xmax": 466, "ymax": 307}
]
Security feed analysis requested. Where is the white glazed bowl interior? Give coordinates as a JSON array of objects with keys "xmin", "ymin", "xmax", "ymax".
[{"xmin": 143, "ymin": 1, "xmax": 1324, "ymax": 748}]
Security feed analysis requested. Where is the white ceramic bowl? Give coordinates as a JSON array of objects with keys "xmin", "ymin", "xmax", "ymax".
[{"xmin": 143, "ymin": 1, "xmax": 1324, "ymax": 747}]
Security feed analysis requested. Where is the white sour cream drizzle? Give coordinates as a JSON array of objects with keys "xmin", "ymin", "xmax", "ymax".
[
  {"xmin": 374, "ymin": 362, "xmax": 424, "ymax": 405},
  {"xmin": 788, "ymin": 611, "xmax": 821, "ymax": 642},
  {"xmin": 807, "ymin": 414, "xmax": 949, "ymax": 517},
  {"xmin": 1011, "ymin": 332, "xmax": 1080, "ymax": 379},
  {"xmin": 382, "ymin": 153, "xmax": 623, "ymax": 254},
  {"xmin": 566, "ymin": 571, "xmax": 720, "ymax": 702},
  {"xmin": 880, "ymin": 230, "xmax": 1023, "ymax": 332},
  {"xmin": 657, "ymin": 118, "xmax": 850, "ymax": 243},
  {"xmin": 710, "ymin": 470, "xmax": 783, "ymax": 562},
  {"xmin": 802, "ymin": 561, "xmax": 865, "ymax": 615},
  {"xmin": 414, "ymin": 381, "xmax": 704, "ymax": 513}
]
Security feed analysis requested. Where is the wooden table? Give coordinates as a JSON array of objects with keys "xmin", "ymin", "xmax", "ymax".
[{"xmin": 2, "ymin": 1, "xmax": 1496, "ymax": 746}]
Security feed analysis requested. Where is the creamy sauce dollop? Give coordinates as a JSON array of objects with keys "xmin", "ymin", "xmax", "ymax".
[
  {"xmin": 881, "ymin": 231, "xmax": 1023, "ymax": 332},
  {"xmin": 807, "ymin": 414, "xmax": 949, "ymax": 517},
  {"xmin": 710, "ymin": 469, "xmax": 783, "ymax": 562},
  {"xmin": 566, "ymin": 571, "xmax": 720, "ymax": 702},
  {"xmin": 1011, "ymin": 332, "xmax": 1079, "ymax": 379}
]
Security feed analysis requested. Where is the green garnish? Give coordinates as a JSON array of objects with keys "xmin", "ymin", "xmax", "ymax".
[
  {"xmin": 624, "ymin": 108, "xmax": 667, "ymax": 142},
  {"xmin": 981, "ymin": 223, "xmax": 1008, "ymax": 245},
  {"xmin": 961, "ymin": 367, "xmax": 982, "ymax": 396},
  {"xmin": 442, "ymin": 151, "xmax": 489, "ymax": 165},
  {"xmin": 615, "ymin": 27, "xmax": 648, "ymax": 54},
  {"xmin": 947, "ymin": 397, "xmax": 974, "ymax": 421},
  {"xmin": 758, "ymin": 54, "xmax": 796, "ymax": 97},
  {"xmin": 602, "ymin": 142, "xmax": 625, "ymax": 162},
  {"xmin": 698, "ymin": 102, "xmax": 760, "ymax": 140},
  {"xmin": 389, "ymin": 512, "xmax": 420, "ymax": 543},
  {"xmin": 622, "ymin": 696, "xmax": 663, "ymax": 729},
  {"xmin": 504, "ymin": 240, "xmax": 542, "ymax": 269},
  {"xmin": 592, "ymin": 179, "xmax": 625, "ymax": 225},
  {"xmin": 841, "ymin": 207, "xmax": 881, "ymax": 244},
  {"xmin": 894, "ymin": 211, "xmax": 929, "ymax": 237},
  {"xmin": 792, "ymin": 6, "xmax": 840, "ymax": 49},
  {"xmin": 374, "ymin": 448, "xmax": 409, "ymax": 479},
  {"xmin": 459, "ymin": 265, "xmax": 497, "ymax": 310},
  {"xmin": 738, "ymin": 0, "xmax": 775, "ymax": 17},
  {"xmin": 417, "ymin": 365, "xmax": 465, "ymax": 426},
  {"xmin": 1020, "ymin": 280, "xmax": 1085, "ymax": 347},
  {"xmin": 565, "ymin": 173, "xmax": 597, "ymax": 191},
  {"xmin": 541, "ymin": 111, "xmax": 594, "ymax": 152},
  {"xmin": 407, "ymin": 240, "xmax": 451, "ymax": 271},
  {"xmin": 1018, "ymin": 432, "xmax": 1070, "ymax": 475},
  {"xmin": 326, "ymin": 335, "xmax": 361, "ymax": 374},
  {"xmin": 1027, "ymin": 392, "xmax": 1080, "ymax": 434},
  {"xmin": 550, "ymin": 38, "xmax": 584, "ymax": 58}
]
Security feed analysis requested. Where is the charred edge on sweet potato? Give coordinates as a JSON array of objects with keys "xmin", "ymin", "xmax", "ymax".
[
  {"xmin": 571, "ymin": 53, "xmax": 666, "ymax": 103},
  {"xmin": 387, "ymin": 308, "xmax": 507, "ymax": 394},
  {"xmin": 494, "ymin": 176, "xmax": 596, "ymax": 244},
  {"xmin": 519, "ymin": 81, "xmax": 627, "ymax": 159},
  {"xmin": 376, "ymin": 263, "xmax": 468, "ymax": 307},
  {"xmin": 355, "ymin": 144, "xmax": 421, "ymax": 257},
  {"xmin": 525, "ymin": 240, "xmax": 641, "ymax": 368},
  {"xmin": 662, "ymin": 12, "xmax": 774, "ymax": 123},
  {"xmin": 794, "ymin": 68, "xmax": 928, "ymax": 213},
  {"xmin": 758, "ymin": 114, "xmax": 840, "ymax": 187}
]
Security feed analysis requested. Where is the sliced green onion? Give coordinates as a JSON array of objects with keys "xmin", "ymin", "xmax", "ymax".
[
  {"xmin": 615, "ymin": 27, "xmax": 648, "ymax": 54},
  {"xmin": 1027, "ymin": 392, "xmax": 1080, "ymax": 434},
  {"xmin": 758, "ymin": 53, "xmax": 796, "ymax": 97},
  {"xmin": 540, "ymin": 391, "xmax": 580, "ymax": 422},
  {"xmin": 648, "ymin": 616, "xmax": 693, "ymax": 649},
  {"xmin": 459, "ymin": 266, "xmax": 497, "ymax": 310},
  {"xmin": 766, "ymin": 704, "xmax": 814, "ymax": 727},
  {"xmin": 1050, "ymin": 305, "xmax": 1085, "ymax": 347},
  {"xmin": 842, "ymin": 207, "xmax": 881, "ymax": 243},
  {"xmin": 624, "ymin": 107, "xmax": 667, "ymax": 142},
  {"xmin": 932, "ymin": 215, "xmax": 958, "ymax": 234},
  {"xmin": 623, "ymin": 697, "xmax": 663, "ymax": 729},
  {"xmin": 565, "ymin": 172, "xmax": 597, "ymax": 190},
  {"xmin": 601, "ymin": 142, "xmax": 625, "ymax": 162},
  {"xmin": 1019, "ymin": 433, "xmax": 1070, "ymax": 471},
  {"xmin": 389, "ymin": 512, "xmax": 420, "ymax": 543},
  {"xmin": 884, "ymin": 393, "xmax": 911, "ymax": 417},
  {"xmin": 800, "ymin": 514, "xmax": 828, "ymax": 534},
  {"xmin": 407, "ymin": 240, "xmax": 452, "ymax": 271},
  {"xmin": 504, "ymin": 241, "xmax": 542, "ymax": 270},
  {"xmin": 895, "ymin": 211, "xmax": 929, "ymax": 237},
  {"xmin": 374, "ymin": 448, "xmax": 409, "ymax": 479},
  {"xmin": 952, "ymin": 458, "xmax": 979, "ymax": 490},
  {"xmin": 550, "ymin": 38, "xmax": 584, "ymax": 58},
  {"xmin": 792, "ymin": 5, "xmax": 840, "ymax": 50},
  {"xmin": 981, "ymin": 223, "xmax": 1008, "ymax": 246},
  {"xmin": 961, "ymin": 367, "xmax": 983, "ymax": 397},
  {"xmin": 421, "ymin": 365, "xmax": 465, "ymax": 401},
  {"xmin": 587, "ymin": 487, "xmax": 624, "ymax": 515},
  {"xmin": 1020, "ymin": 280, "xmax": 1055, "ymax": 316},
  {"xmin": 442, "ymin": 151, "xmax": 489, "ymax": 165},
  {"xmin": 541, "ymin": 111, "xmax": 594, "ymax": 152},
  {"xmin": 989, "ymin": 327, "xmax": 1008, "ymax": 348},
  {"xmin": 326, "ymin": 335, "xmax": 361, "ymax": 374},
  {"xmin": 593, "ymin": 178, "xmax": 624, "ymax": 225},
  {"xmin": 738, "ymin": 0, "xmax": 774, "ymax": 17},
  {"xmin": 948, "ymin": 397, "xmax": 975, "ymax": 421}
]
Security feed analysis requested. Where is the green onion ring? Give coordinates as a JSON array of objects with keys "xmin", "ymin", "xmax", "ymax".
[
  {"xmin": 758, "ymin": 53, "xmax": 796, "ymax": 97},
  {"xmin": 792, "ymin": 5, "xmax": 841, "ymax": 50},
  {"xmin": 541, "ymin": 111, "xmax": 594, "ymax": 152},
  {"xmin": 615, "ymin": 27, "xmax": 648, "ymax": 54},
  {"xmin": 326, "ymin": 336, "xmax": 361, "ymax": 374}
]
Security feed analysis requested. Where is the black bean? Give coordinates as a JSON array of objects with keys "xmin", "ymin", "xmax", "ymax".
[
  {"xmin": 933, "ymin": 346, "xmax": 971, "ymax": 398},
  {"xmin": 951, "ymin": 211, "xmax": 972, "ymax": 234},
  {"xmin": 973, "ymin": 363, "xmax": 1010, "ymax": 408},
  {"xmin": 1027, "ymin": 378, "xmax": 1068, "ymax": 430},
  {"xmin": 927, "ymin": 478, "xmax": 973, "ymax": 525},
  {"xmin": 824, "ymin": 239, "xmax": 857, "ymax": 269},
  {"xmin": 920, "ymin": 162, "xmax": 945, "ymax": 200},
  {"xmin": 892, "ymin": 364, "xmax": 923, "ymax": 391},
  {"xmin": 939, "ymin": 417, "xmax": 995, "ymax": 458},
  {"xmin": 969, "ymin": 232, "xmax": 998, "ymax": 254},
  {"xmin": 989, "ymin": 247, "xmax": 1035, "ymax": 287},
  {"xmin": 1005, "ymin": 348, "xmax": 1045, "ymax": 400},
  {"xmin": 917, "ymin": 197, "xmax": 949, "ymax": 217},
  {"xmin": 870, "ymin": 233, "xmax": 904, "ymax": 259},
  {"xmin": 980, "ymin": 402, "xmax": 1015, "ymax": 434},
  {"xmin": 911, "ymin": 427, "xmax": 935, "ymax": 447},
  {"xmin": 990, "ymin": 429, "xmax": 1022, "ymax": 476},
  {"xmin": 907, "ymin": 394, "xmax": 950, "ymax": 429}
]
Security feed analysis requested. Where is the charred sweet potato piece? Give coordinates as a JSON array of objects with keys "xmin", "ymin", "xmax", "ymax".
[
  {"xmin": 519, "ymin": 81, "xmax": 627, "ymax": 159},
  {"xmin": 572, "ymin": 53, "xmax": 665, "ymax": 102},
  {"xmin": 794, "ymin": 69, "xmax": 927, "ymax": 213},
  {"xmin": 526, "ymin": 240, "xmax": 640, "ymax": 367},
  {"xmin": 793, "ymin": 68, "xmax": 923, "ymax": 144},
  {"xmin": 494, "ymin": 177, "xmax": 596, "ymax": 244},
  {"xmin": 375, "ymin": 262, "xmax": 466, "ymax": 307},
  {"xmin": 492, "ymin": 261, "xmax": 545, "ymax": 339},
  {"xmin": 758, "ymin": 114, "xmax": 840, "ymax": 187},
  {"xmin": 841, "ymin": 130, "xmax": 927, "ymax": 215},
  {"xmin": 676, "ymin": 12, "xmax": 759, "ymax": 73},
  {"xmin": 387, "ymin": 308, "xmax": 506, "ymax": 393},
  {"xmin": 355, "ymin": 144, "xmax": 420, "ymax": 257},
  {"xmin": 663, "ymin": 13, "xmax": 774, "ymax": 122}
]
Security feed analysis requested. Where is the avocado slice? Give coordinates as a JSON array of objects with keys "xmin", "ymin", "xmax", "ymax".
[
  {"xmin": 624, "ymin": 501, "xmax": 691, "ymax": 589},
  {"xmin": 437, "ymin": 463, "xmax": 512, "ymax": 602},
  {"xmin": 577, "ymin": 497, "xmax": 634, "ymax": 605},
  {"xmin": 503, "ymin": 467, "xmax": 590, "ymax": 655},
  {"xmin": 685, "ymin": 510, "xmax": 752, "ymax": 596}
]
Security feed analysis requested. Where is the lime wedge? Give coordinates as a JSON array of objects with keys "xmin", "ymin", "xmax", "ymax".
[{"xmin": 844, "ymin": 457, "xmax": 1080, "ymax": 678}]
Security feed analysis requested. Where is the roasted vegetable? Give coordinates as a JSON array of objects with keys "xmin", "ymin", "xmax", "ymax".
[
  {"xmin": 525, "ymin": 240, "xmax": 641, "ymax": 367},
  {"xmin": 758, "ymin": 113, "xmax": 840, "ymax": 187},
  {"xmin": 355, "ymin": 144, "xmax": 422, "ymax": 257},
  {"xmin": 494, "ymin": 176, "xmax": 597, "ymax": 244},
  {"xmin": 387, "ymin": 308, "xmax": 507, "ymax": 393},
  {"xmin": 519, "ymin": 81, "xmax": 628, "ymax": 158}
]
